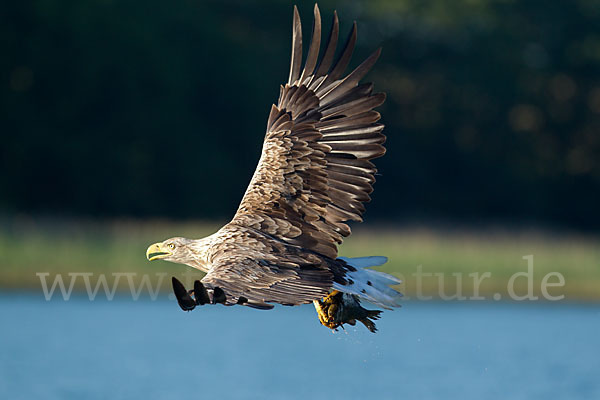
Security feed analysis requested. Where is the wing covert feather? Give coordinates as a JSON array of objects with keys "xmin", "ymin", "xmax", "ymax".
[{"xmin": 201, "ymin": 226, "xmax": 336, "ymax": 306}]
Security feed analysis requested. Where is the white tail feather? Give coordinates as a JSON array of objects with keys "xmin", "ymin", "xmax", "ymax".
[{"xmin": 333, "ymin": 256, "xmax": 403, "ymax": 309}]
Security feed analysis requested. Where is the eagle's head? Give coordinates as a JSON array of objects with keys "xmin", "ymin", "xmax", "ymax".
[{"xmin": 146, "ymin": 237, "xmax": 195, "ymax": 265}]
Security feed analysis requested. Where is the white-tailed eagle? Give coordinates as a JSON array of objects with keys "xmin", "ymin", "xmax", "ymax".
[{"xmin": 146, "ymin": 4, "xmax": 402, "ymax": 332}]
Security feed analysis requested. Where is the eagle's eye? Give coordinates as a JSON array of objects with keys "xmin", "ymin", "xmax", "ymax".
[{"xmin": 168, "ymin": 243, "xmax": 175, "ymax": 250}]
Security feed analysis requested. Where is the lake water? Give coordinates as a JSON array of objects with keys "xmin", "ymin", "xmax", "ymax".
[{"xmin": 1, "ymin": 294, "xmax": 599, "ymax": 399}]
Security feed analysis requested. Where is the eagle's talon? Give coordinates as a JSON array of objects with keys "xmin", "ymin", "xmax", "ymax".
[{"xmin": 313, "ymin": 291, "xmax": 382, "ymax": 333}]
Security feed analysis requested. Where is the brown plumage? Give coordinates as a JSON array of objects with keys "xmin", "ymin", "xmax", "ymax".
[{"xmin": 146, "ymin": 4, "xmax": 401, "ymax": 329}]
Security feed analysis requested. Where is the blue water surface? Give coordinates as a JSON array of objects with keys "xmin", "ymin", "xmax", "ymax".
[{"xmin": 1, "ymin": 294, "xmax": 598, "ymax": 400}]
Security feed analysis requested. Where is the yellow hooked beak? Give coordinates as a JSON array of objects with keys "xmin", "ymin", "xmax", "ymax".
[{"xmin": 146, "ymin": 242, "xmax": 172, "ymax": 261}]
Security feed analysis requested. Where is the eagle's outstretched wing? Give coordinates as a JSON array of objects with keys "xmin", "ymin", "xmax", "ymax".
[
  {"xmin": 231, "ymin": 4, "xmax": 386, "ymax": 260},
  {"xmin": 200, "ymin": 5, "xmax": 386, "ymax": 307}
]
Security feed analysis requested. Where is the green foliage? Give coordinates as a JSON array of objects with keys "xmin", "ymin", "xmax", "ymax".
[
  {"xmin": 1, "ymin": 218, "xmax": 598, "ymax": 300},
  {"xmin": 1, "ymin": 0, "xmax": 599, "ymax": 227}
]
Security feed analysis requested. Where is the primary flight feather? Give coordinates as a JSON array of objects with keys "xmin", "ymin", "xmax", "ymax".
[{"xmin": 146, "ymin": 4, "xmax": 402, "ymax": 331}]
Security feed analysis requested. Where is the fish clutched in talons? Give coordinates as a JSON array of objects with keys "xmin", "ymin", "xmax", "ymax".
[{"xmin": 313, "ymin": 290, "xmax": 382, "ymax": 333}]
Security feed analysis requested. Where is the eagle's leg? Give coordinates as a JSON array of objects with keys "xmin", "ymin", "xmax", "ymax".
[
  {"xmin": 313, "ymin": 290, "xmax": 382, "ymax": 333},
  {"xmin": 313, "ymin": 290, "xmax": 343, "ymax": 331}
]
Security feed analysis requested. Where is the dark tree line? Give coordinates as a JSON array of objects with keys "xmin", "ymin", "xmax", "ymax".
[{"xmin": 1, "ymin": 0, "xmax": 599, "ymax": 229}]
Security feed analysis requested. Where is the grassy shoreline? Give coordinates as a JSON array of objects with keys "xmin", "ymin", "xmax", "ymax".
[{"xmin": 1, "ymin": 218, "xmax": 598, "ymax": 301}]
